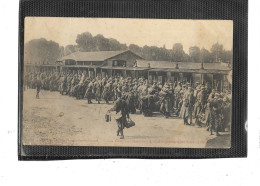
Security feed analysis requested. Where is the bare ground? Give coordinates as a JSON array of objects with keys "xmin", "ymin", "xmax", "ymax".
[{"xmin": 22, "ymin": 89, "xmax": 231, "ymax": 148}]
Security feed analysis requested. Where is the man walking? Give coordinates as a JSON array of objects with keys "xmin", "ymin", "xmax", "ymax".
[{"xmin": 109, "ymin": 95, "xmax": 130, "ymax": 139}]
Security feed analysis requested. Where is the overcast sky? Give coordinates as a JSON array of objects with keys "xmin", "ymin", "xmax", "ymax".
[{"xmin": 24, "ymin": 17, "xmax": 233, "ymax": 53}]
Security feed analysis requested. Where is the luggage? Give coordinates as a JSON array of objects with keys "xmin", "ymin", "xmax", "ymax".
[
  {"xmin": 143, "ymin": 109, "xmax": 152, "ymax": 117},
  {"xmin": 105, "ymin": 111, "xmax": 123, "ymax": 122},
  {"xmin": 124, "ymin": 119, "xmax": 135, "ymax": 128},
  {"xmin": 105, "ymin": 113, "xmax": 111, "ymax": 122}
]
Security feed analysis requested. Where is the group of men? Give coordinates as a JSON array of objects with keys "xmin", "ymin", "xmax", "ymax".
[{"xmin": 24, "ymin": 70, "xmax": 231, "ymax": 137}]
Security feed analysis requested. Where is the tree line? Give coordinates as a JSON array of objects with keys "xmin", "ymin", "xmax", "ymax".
[{"xmin": 24, "ymin": 32, "xmax": 232, "ymax": 64}]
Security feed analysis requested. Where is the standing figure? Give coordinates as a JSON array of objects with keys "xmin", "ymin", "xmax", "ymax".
[
  {"xmin": 180, "ymin": 87, "xmax": 195, "ymax": 125},
  {"xmin": 205, "ymin": 91, "xmax": 215, "ymax": 131},
  {"xmin": 126, "ymin": 91, "xmax": 136, "ymax": 114},
  {"xmin": 24, "ymin": 72, "xmax": 29, "ymax": 91},
  {"xmin": 140, "ymin": 83, "xmax": 151, "ymax": 116},
  {"xmin": 84, "ymin": 82, "xmax": 93, "ymax": 104},
  {"xmin": 222, "ymin": 97, "xmax": 231, "ymax": 132},
  {"xmin": 112, "ymin": 80, "xmax": 118, "ymax": 102},
  {"xmin": 102, "ymin": 82, "xmax": 111, "ymax": 104},
  {"xmin": 208, "ymin": 94, "xmax": 221, "ymax": 136},
  {"xmin": 159, "ymin": 84, "xmax": 171, "ymax": 118},
  {"xmin": 178, "ymin": 84, "xmax": 187, "ymax": 118},
  {"xmin": 95, "ymin": 80, "xmax": 102, "ymax": 104},
  {"xmin": 69, "ymin": 76, "xmax": 76, "ymax": 96},
  {"xmin": 35, "ymin": 76, "xmax": 42, "ymax": 99},
  {"xmin": 193, "ymin": 86, "xmax": 206, "ymax": 126},
  {"xmin": 60, "ymin": 75, "xmax": 67, "ymax": 95},
  {"xmin": 109, "ymin": 95, "xmax": 130, "ymax": 139}
]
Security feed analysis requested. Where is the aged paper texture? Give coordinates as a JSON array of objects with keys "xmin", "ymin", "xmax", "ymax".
[{"xmin": 23, "ymin": 17, "xmax": 232, "ymax": 148}]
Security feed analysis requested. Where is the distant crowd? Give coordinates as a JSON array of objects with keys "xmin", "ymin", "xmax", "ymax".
[{"xmin": 24, "ymin": 71, "xmax": 231, "ymax": 136}]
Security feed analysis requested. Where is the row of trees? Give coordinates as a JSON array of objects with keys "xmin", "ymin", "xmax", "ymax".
[
  {"xmin": 24, "ymin": 32, "xmax": 232, "ymax": 64},
  {"xmin": 130, "ymin": 43, "xmax": 232, "ymax": 63},
  {"xmin": 24, "ymin": 38, "xmax": 63, "ymax": 64}
]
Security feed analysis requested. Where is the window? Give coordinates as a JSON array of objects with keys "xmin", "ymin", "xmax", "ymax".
[
  {"xmin": 84, "ymin": 61, "xmax": 91, "ymax": 65},
  {"xmin": 77, "ymin": 61, "xmax": 83, "ymax": 65},
  {"xmin": 64, "ymin": 60, "xmax": 76, "ymax": 65},
  {"xmin": 92, "ymin": 61, "xmax": 102, "ymax": 66},
  {"xmin": 112, "ymin": 60, "xmax": 118, "ymax": 66},
  {"xmin": 113, "ymin": 60, "xmax": 126, "ymax": 67}
]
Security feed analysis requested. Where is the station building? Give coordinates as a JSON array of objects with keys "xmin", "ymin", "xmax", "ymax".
[{"xmin": 24, "ymin": 50, "xmax": 232, "ymax": 91}]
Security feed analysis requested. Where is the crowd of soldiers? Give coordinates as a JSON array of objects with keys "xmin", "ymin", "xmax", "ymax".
[{"xmin": 24, "ymin": 70, "xmax": 231, "ymax": 137}]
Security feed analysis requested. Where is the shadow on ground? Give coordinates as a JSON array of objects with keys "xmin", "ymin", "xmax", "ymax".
[{"xmin": 205, "ymin": 134, "xmax": 231, "ymax": 148}]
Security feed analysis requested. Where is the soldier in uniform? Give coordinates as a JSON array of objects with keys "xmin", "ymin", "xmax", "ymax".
[
  {"xmin": 84, "ymin": 81, "xmax": 93, "ymax": 104},
  {"xmin": 109, "ymin": 94, "xmax": 130, "ymax": 139},
  {"xmin": 49, "ymin": 72, "xmax": 56, "ymax": 91},
  {"xmin": 222, "ymin": 96, "xmax": 231, "ymax": 132},
  {"xmin": 178, "ymin": 84, "xmax": 187, "ymax": 117},
  {"xmin": 208, "ymin": 89, "xmax": 216, "ymax": 100},
  {"xmin": 205, "ymin": 82, "xmax": 212, "ymax": 97},
  {"xmin": 168, "ymin": 82, "xmax": 175, "ymax": 110},
  {"xmin": 126, "ymin": 89, "xmax": 136, "ymax": 114},
  {"xmin": 132, "ymin": 81, "xmax": 139, "ymax": 109},
  {"xmin": 193, "ymin": 86, "xmax": 206, "ymax": 126},
  {"xmin": 95, "ymin": 80, "xmax": 102, "ymax": 104},
  {"xmin": 180, "ymin": 86, "xmax": 195, "ymax": 125},
  {"xmin": 174, "ymin": 82, "xmax": 182, "ymax": 109},
  {"xmin": 159, "ymin": 84, "xmax": 171, "ymax": 118},
  {"xmin": 140, "ymin": 81, "xmax": 151, "ymax": 116},
  {"xmin": 35, "ymin": 76, "xmax": 42, "ymax": 99},
  {"xmin": 205, "ymin": 90, "xmax": 215, "ymax": 131},
  {"xmin": 122, "ymin": 81, "xmax": 128, "ymax": 95},
  {"xmin": 69, "ymin": 75, "xmax": 76, "ymax": 96},
  {"xmin": 116, "ymin": 83, "xmax": 122, "ymax": 101},
  {"xmin": 137, "ymin": 80, "xmax": 144, "ymax": 111},
  {"xmin": 103, "ymin": 81, "xmax": 111, "ymax": 104},
  {"xmin": 24, "ymin": 72, "xmax": 29, "ymax": 91},
  {"xmin": 60, "ymin": 74, "xmax": 68, "ymax": 95},
  {"xmin": 208, "ymin": 93, "xmax": 221, "ymax": 136},
  {"xmin": 66, "ymin": 73, "xmax": 73, "ymax": 95},
  {"xmin": 193, "ymin": 82, "xmax": 200, "ymax": 98},
  {"xmin": 112, "ymin": 79, "xmax": 118, "ymax": 102}
]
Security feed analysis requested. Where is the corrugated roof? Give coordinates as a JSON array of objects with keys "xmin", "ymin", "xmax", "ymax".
[
  {"xmin": 149, "ymin": 68, "xmax": 229, "ymax": 74},
  {"xmin": 57, "ymin": 50, "xmax": 139, "ymax": 62},
  {"xmin": 62, "ymin": 65, "xmax": 100, "ymax": 68},
  {"xmin": 100, "ymin": 66, "xmax": 149, "ymax": 71},
  {"xmin": 136, "ymin": 59, "xmax": 231, "ymax": 71},
  {"xmin": 100, "ymin": 66, "xmax": 128, "ymax": 70}
]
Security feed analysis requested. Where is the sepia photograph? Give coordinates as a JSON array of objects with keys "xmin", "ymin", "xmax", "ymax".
[{"xmin": 22, "ymin": 17, "xmax": 233, "ymax": 148}]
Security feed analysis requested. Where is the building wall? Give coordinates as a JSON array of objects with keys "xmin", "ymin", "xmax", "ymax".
[
  {"xmin": 106, "ymin": 51, "xmax": 142, "ymax": 67},
  {"xmin": 64, "ymin": 59, "xmax": 76, "ymax": 65}
]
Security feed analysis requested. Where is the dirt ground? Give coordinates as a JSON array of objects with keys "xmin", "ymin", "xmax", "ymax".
[{"xmin": 22, "ymin": 89, "xmax": 231, "ymax": 148}]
